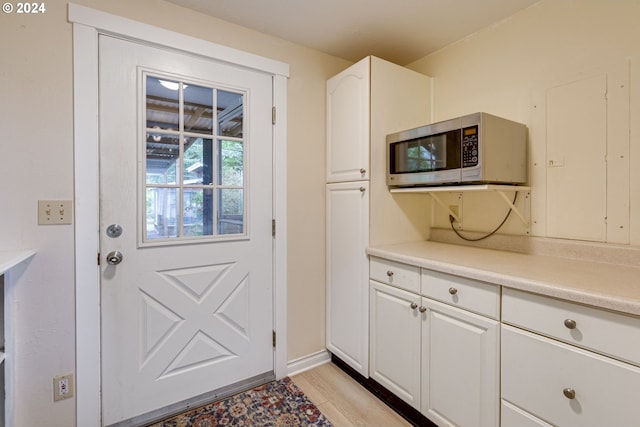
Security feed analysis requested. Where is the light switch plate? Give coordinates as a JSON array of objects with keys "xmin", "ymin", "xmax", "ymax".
[{"xmin": 38, "ymin": 200, "xmax": 73, "ymax": 225}]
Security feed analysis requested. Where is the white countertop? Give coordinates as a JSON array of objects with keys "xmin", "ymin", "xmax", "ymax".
[
  {"xmin": 367, "ymin": 241, "xmax": 640, "ymax": 317},
  {"xmin": 0, "ymin": 250, "xmax": 36, "ymax": 276}
]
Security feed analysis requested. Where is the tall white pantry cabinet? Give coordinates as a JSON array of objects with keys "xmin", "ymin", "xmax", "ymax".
[{"xmin": 325, "ymin": 56, "xmax": 432, "ymax": 376}]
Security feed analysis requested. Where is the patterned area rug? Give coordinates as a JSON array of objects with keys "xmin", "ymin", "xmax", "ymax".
[{"xmin": 149, "ymin": 377, "xmax": 333, "ymax": 427}]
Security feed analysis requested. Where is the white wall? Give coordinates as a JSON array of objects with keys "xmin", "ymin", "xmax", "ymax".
[
  {"xmin": 1, "ymin": 3, "xmax": 76, "ymax": 426},
  {"xmin": 408, "ymin": 0, "xmax": 640, "ymax": 245},
  {"xmin": 0, "ymin": 1, "xmax": 349, "ymax": 425}
]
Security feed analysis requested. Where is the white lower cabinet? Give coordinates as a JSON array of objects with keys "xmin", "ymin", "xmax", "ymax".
[
  {"xmin": 501, "ymin": 400, "xmax": 552, "ymax": 427},
  {"xmin": 369, "ymin": 258, "xmax": 500, "ymax": 427},
  {"xmin": 327, "ymin": 182, "xmax": 370, "ymax": 376},
  {"xmin": 369, "ymin": 281, "xmax": 421, "ymax": 409},
  {"xmin": 422, "ymin": 298, "xmax": 500, "ymax": 427},
  {"xmin": 370, "ymin": 256, "xmax": 640, "ymax": 427},
  {"xmin": 502, "ymin": 288, "xmax": 640, "ymax": 427},
  {"xmin": 502, "ymin": 324, "xmax": 640, "ymax": 427}
]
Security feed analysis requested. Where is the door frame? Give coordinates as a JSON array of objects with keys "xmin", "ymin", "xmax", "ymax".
[{"xmin": 69, "ymin": 4, "xmax": 289, "ymax": 426}]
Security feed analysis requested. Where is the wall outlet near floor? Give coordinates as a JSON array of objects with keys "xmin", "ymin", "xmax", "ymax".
[
  {"xmin": 53, "ymin": 374, "xmax": 74, "ymax": 401},
  {"xmin": 38, "ymin": 200, "xmax": 73, "ymax": 225}
]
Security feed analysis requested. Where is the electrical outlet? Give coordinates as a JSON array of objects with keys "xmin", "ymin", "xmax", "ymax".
[
  {"xmin": 53, "ymin": 374, "xmax": 74, "ymax": 401},
  {"xmin": 38, "ymin": 200, "xmax": 72, "ymax": 225}
]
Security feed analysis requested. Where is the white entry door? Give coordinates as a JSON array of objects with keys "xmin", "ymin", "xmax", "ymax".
[{"xmin": 98, "ymin": 35, "xmax": 274, "ymax": 425}]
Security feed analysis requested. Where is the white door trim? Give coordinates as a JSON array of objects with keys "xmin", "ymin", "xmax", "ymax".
[{"xmin": 69, "ymin": 4, "xmax": 288, "ymax": 426}]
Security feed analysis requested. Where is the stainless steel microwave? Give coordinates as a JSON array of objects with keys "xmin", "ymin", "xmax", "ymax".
[{"xmin": 387, "ymin": 112, "xmax": 527, "ymax": 187}]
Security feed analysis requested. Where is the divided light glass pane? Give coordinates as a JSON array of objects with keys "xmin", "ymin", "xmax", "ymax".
[
  {"xmin": 146, "ymin": 76, "xmax": 180, "ymax": 131},
  {"xmin": 183, "ymin": 137, "xmax": 213, "ymax": 185},
  {"xmin": 217, "ymin": 188, "xmax": 244, "ymax": 235},
  {"xmin": 184, "ymin": 84, "xmax": 213, "ymax": 135},
  {"xmin": 219, "ymin": 140, "xmax": 243, "ymax": 186},
  {"xmin": 217, "ymin": 90, "xmax": 244, "ymax": 138},
  {"xmin": 146, "ymin": 133, "xmax": 179, "ymax": 185},
  {"xmin": 146, "ymin": 187, "xmax": 178, "ymax": 240},
  {"xmin": 183, "ymin": 188, "xmax": 214, "ymax": 237}
]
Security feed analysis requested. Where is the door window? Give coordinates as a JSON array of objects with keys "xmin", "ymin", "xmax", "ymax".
[{"xmin": 143, "ymin": 74, "xmax": 246, "ymax": 242}]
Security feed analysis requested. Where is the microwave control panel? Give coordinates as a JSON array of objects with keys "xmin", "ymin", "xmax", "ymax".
[{"xmin": 462, "ymin": 125, "xmax": 479, "ymax": 168}]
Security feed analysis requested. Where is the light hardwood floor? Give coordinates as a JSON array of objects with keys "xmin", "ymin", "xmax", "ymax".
[{"xmin": 291, "ymin": 362, "xmax": 412, "ymax": 427}]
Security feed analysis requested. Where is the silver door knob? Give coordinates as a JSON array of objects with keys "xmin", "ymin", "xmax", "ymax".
[
  {"xmin": 386, "ymin": 270, "xmax": 394, "ymax": 277},
  {"xmin": 449, "ymin": 287, "xmax": 458, "ymax": 295},
  {"xmin": 419, "ymin": 306, "xmax": 427, "ymax": 313},
  {"xmin": 410, "ymin": 303, "xmax": 418, "ymax": 310},
  {"xmin": 563, "ymin": 387, "xmax": 576, "ymax": 399},
  {"xmin": 360, "ymin": 168, "xmax": 366, "ymax": 174},
  {"xmin": 106, "ymin": 251, "xmax": 123, "ymax": 265},
  {"xmin": 564, "ymin": 319, "xmax": 577, "ymax": 329},
  {"xmin": 360, "ymin": 186, "xmax": 366, "ymax": 192}
]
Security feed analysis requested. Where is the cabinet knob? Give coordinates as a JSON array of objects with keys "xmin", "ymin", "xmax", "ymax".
[
  {"xmin": 360, "ymin": 168, "xmax": 367, "ymax": 174},
  {"xmin": 564, "ymin": 319, "xmax": 577, "ymax": 329},
  {"xmin": 563, "ymin": 387, "xmax": 576, "ymax": 399},
  {"xmin": 410, "ymin": 303, "xmax": 418, "ymax": 310},
  {"xmin": 419, "ymin": 306, "xmax": 427, "ymax": 313},
  {"xmin": 386, "ymin": 270, "xmax": 394, "ymax": 277},
  {"xmin": 360, "ymin": 186, "xmax": 366, "ymax": 193},
  {"xmin": 448, "ymin": 287, "xmax": 458, "ymax": 295}
]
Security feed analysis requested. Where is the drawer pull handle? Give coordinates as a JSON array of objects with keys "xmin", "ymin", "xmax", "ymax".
[
  {"xmin": 563, "ymin": 388, "xmax": 576, "ymax": 399},
  {"xmin": 419, "ymin": 306, "xmax": 427, "ymax": 313},
  {"xmin": 448, "ymin": 287, "xmax": 458, "ymax": 295},
  {"xmin": 360, "ymin": 168, "xmax": 367, "ymax": 174},
  {"xmin": 564, "ymin": 319, "xmax": 577, "ymax": 329},
  {"xmin": 386, "ymin": 270, "xmax": 394, "ymax": 277},
  {"xmin": 410, "ymin": 303, "xmax": 418, "ymax": 310}
]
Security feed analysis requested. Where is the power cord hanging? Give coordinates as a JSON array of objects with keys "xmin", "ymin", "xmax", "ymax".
[{"xmin": 449, "ymin": 192, "xmax": 518, "ymax": 242}]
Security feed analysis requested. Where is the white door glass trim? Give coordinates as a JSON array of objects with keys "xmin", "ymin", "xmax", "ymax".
[
  {"xmin": 71, "ymin": 5, "xmax": 288, "ymax": 426},
  {"xmin": 140, "ymin": 70, "xmax": 250, "ymax": 246}
]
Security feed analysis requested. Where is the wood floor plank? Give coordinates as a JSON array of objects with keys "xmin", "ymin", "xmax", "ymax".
[
  {"xmin": 291, "ymin": 374, "xmax": 329, "ymax": 406},
  {"xmin": 291, "ymin": 362, "xmax": 412, "ymax": 427},
  {"xmin": 316, "ymin": 401, "xmax": 357, "ymax": 427}
]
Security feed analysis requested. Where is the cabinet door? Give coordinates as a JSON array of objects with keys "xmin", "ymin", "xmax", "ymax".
[
  {"xmin": 421, "ymin": 298, "xmax": 500, "ymax": 427},
  {"xmin": 369, "ymin": 281, "xmax": 421, "ymax": 409},
  {"xmin": 326, "ymin": 57, "xmax": 370, "ymax": 182},
  {"xmin": 326, "ymin": 181, "xmax": 369, "ymax": 376}
]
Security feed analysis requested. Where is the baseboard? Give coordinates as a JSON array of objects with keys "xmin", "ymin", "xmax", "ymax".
[{"xmin": 286, "ymin": 349, "xmax": 331, "ymax": 377}]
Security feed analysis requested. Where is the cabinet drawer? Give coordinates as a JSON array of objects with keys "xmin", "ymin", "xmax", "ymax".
[
  {"xmin": 421, "ymin": 269, "xmax": 500, "ymax": 319},
  {"xmin": 502, "ymin": 325, "xmax": 640, "ymax": 427},
  {"xmin": 370, "ymin": 256, "xmax": 420, "ymax": 293},
  {"xmin": 503, "ymin": 288, "xmax": 640, "ymax": 366},
  {"xmin": 501, "ymin": 400, "xmax": 552, "ymax": 427}
]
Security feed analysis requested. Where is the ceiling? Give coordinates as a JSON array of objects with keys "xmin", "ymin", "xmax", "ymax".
[{"xmin": 166, "ymin": 0, "xmax": 540, "ymax": 64}]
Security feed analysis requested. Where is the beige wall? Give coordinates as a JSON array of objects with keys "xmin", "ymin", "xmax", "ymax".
[
  {"xmin": 0, "ymin": 1, "xmax": 349, "ymax": 425},
  {"xmin": 408, "ymin": 0, "xmax": 640, "ymax": 245}
]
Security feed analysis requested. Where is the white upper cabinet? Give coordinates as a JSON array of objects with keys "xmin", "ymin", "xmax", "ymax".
[{"xmin": 326, "ymin": 56, "xmax": 371, "ymax": 182}]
